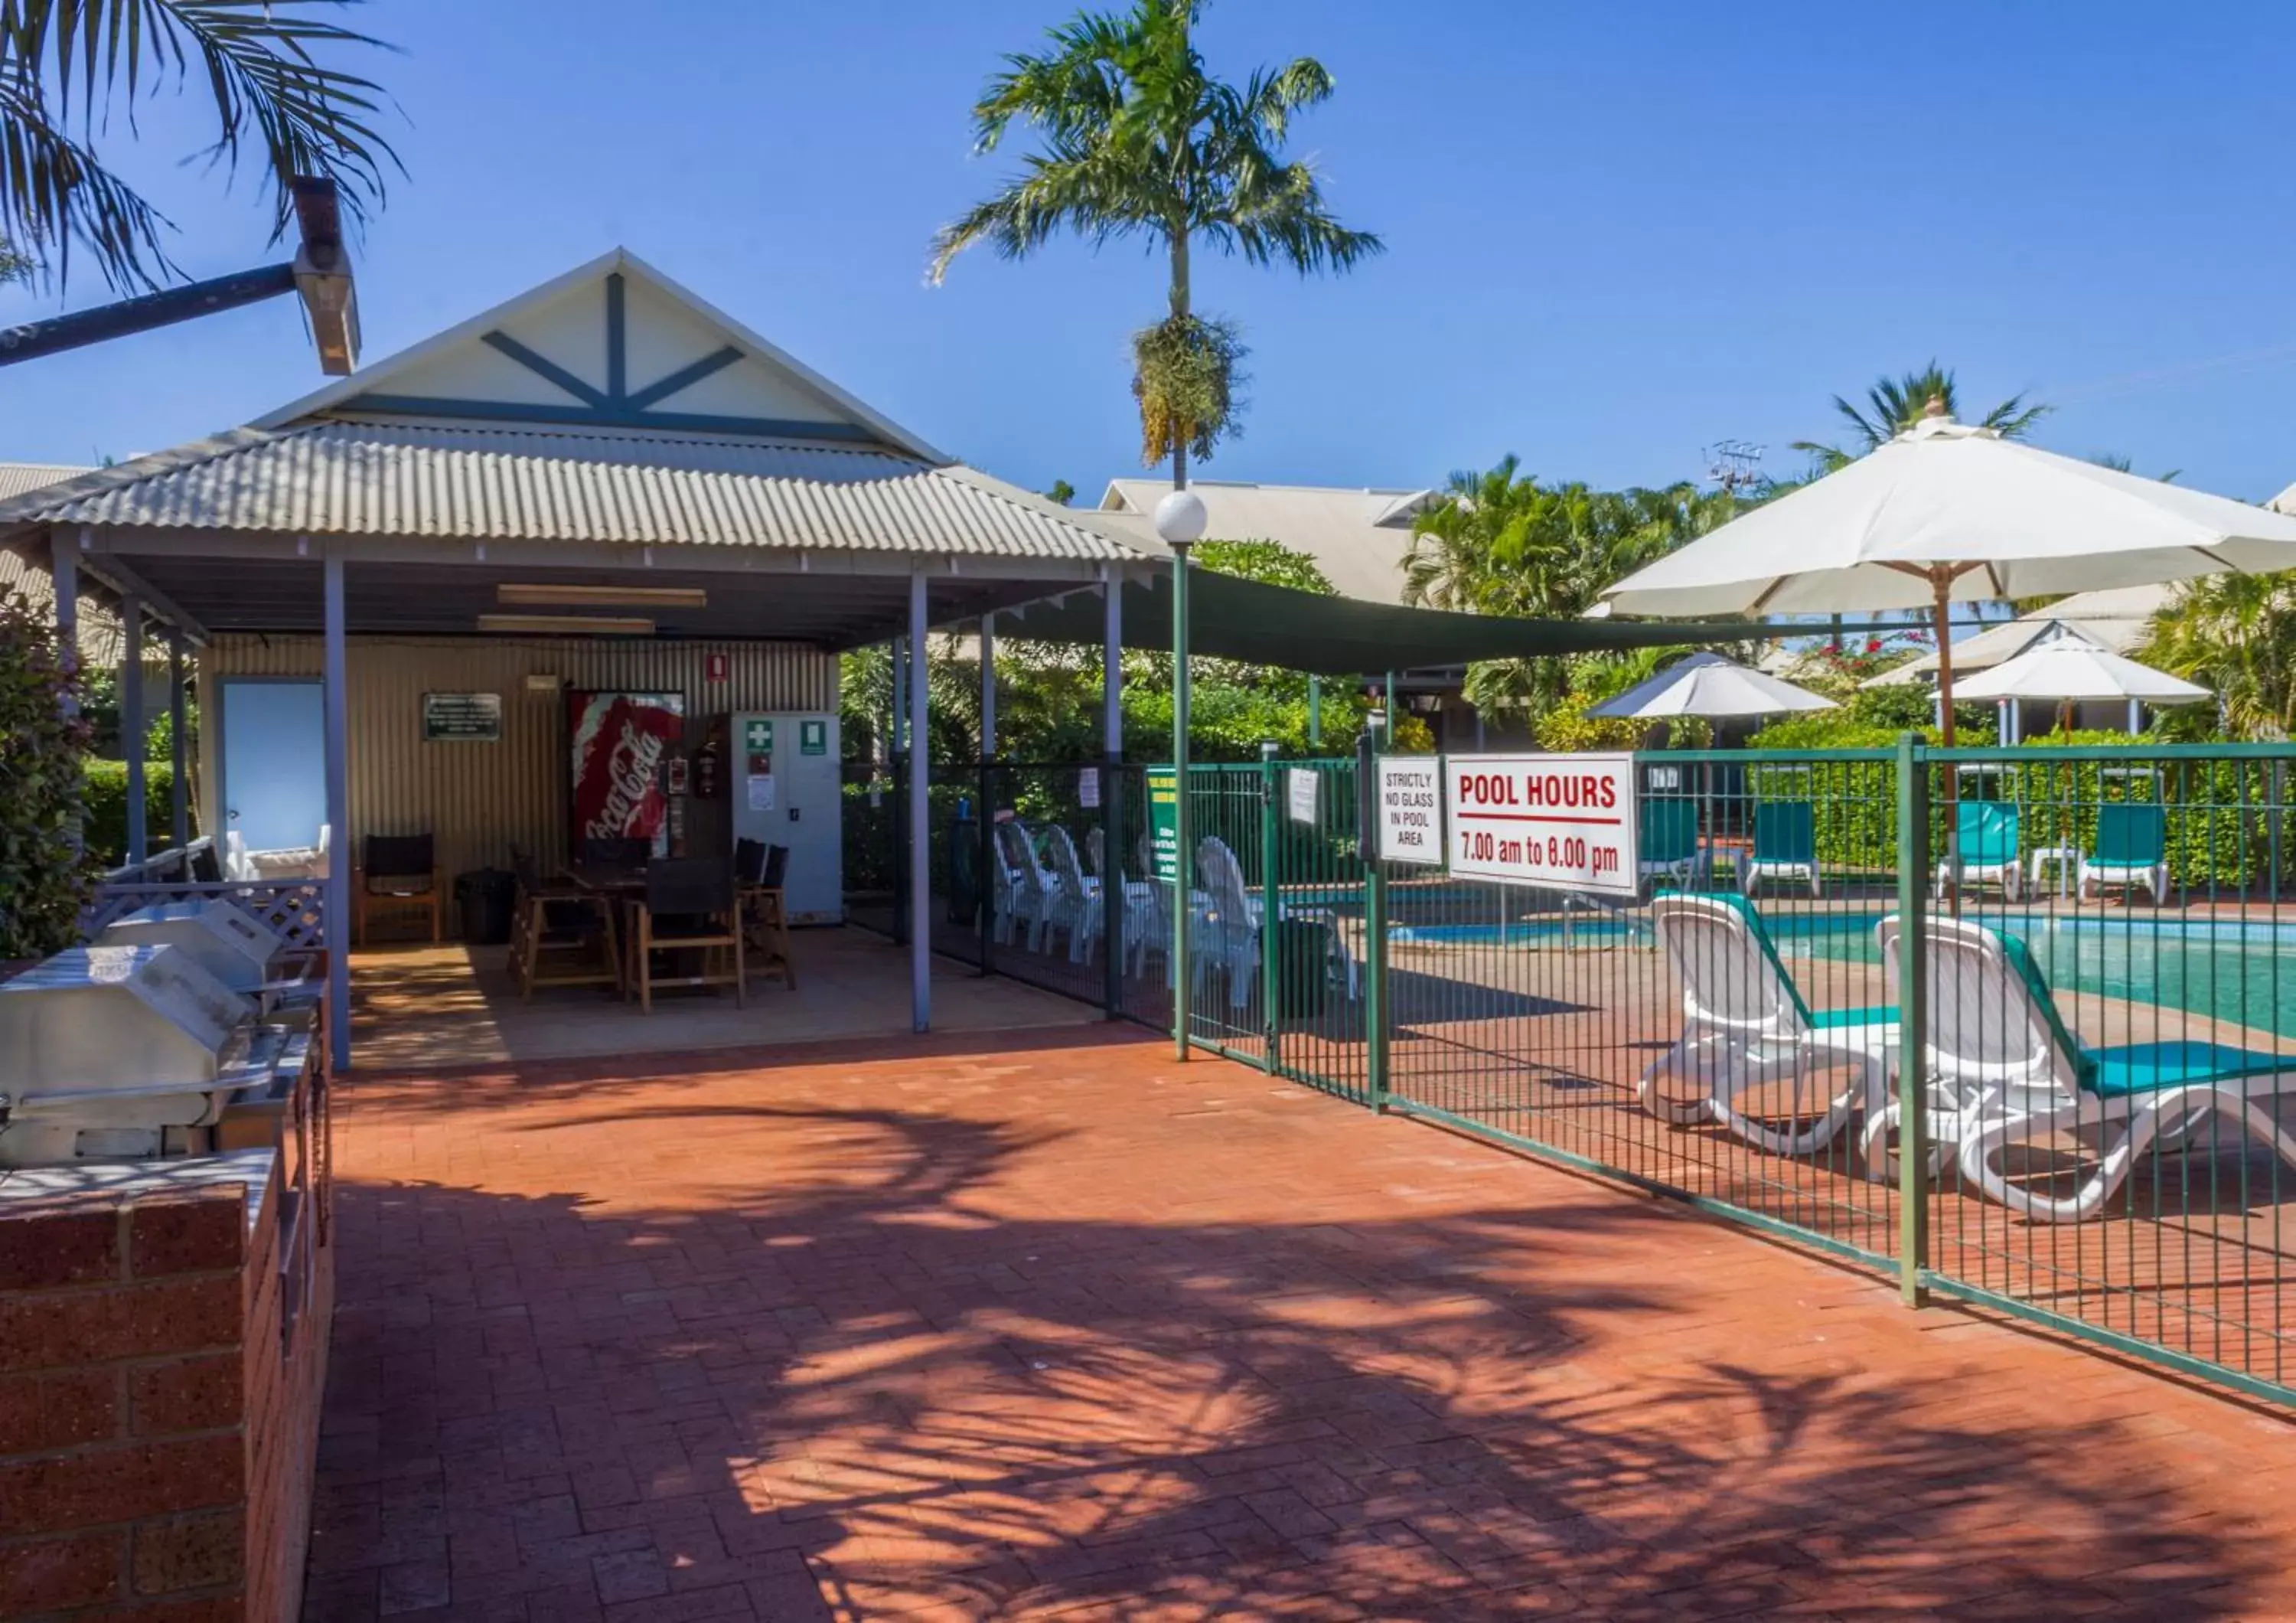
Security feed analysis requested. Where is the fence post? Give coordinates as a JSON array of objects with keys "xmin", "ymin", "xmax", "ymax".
[
  {"xmin": 1358, "ymin": 731, "xmax": 1390, "ymax": 1113},
  {"xmin": 977, "ymin": 762, "xmax": 995, "ymax": 979},
  {"xmin": 1259, "ymin": 743, "xmax": 1282, "ymax": 1073},
  {"xmin": 1103, "ymin": 759, "xmax": 1124, "ymax": 1018},
  {"xmin": 1894, "ymin": 730, "xmax": 1930, "ymax": 1308}
]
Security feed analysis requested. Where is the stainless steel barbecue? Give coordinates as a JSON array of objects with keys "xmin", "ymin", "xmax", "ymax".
[
  {"xmin": 0, "ymin": 943, "xmax": 313, "ymax": 1167},
  {"xmin": 99, "ymin": 900, "xmax": 317, "ymax": 1008}
]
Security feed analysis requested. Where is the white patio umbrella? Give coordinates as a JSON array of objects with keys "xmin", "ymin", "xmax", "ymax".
[
  {"xmin": 1956, "ymin": 635, "xmax": 2210, "ymax": 736},
  {"xmin": 1588, "ymin": 651, "xmax": 1836, "ymax": 720},
  {"xmin": 1597, "ymin": 402, "xmax": 2296, "ymax": 743}
]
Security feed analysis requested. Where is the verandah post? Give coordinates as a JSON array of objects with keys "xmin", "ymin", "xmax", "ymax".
[
  {"xmin": 1894, "ymin": 730, "xmax": 1931, "ymax": 1308},
  {"xmin": 1103, "ymin": 567, "xmax": 1124, "ymax": 1019}
]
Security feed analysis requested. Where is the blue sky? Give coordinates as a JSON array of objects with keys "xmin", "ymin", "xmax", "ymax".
[{"xmin": 5, "ymin": 1, "xmax": 2296, "ymax": 506}]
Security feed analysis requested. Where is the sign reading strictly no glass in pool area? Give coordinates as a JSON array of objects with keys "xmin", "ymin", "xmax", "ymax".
[
  {"xmin": 1443, "ymin": 753, "xmax": 1639, "ymax": 896},
  {"xmin": 1375, "ymin": 756, "xmax": 1443, "ymax": 865}
]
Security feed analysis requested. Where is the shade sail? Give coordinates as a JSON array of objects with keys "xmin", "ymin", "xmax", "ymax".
[
  {"xmin": 990, "ymin": 564, "xmax": 1769, "ymax": 677},
  {"xmin": 1955, "ymin": 642, "xmax": 2211, "ymax": 704},
  {"xmin": 1587, "ymin": 651, "xmax": 1835, "ymax": 719},
  {"xmin": 1598, "ymin": 414, "xmax": 2296, "ymax": 618}
]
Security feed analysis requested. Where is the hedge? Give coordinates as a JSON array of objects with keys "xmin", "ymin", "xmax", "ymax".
[
  {"xmin": 82, "ymin": 760, "xmax": 188, "ymax": 867},
  {"xmin": 1735, "ymin": 723, "xmax": 2296, "ymax": 890}
]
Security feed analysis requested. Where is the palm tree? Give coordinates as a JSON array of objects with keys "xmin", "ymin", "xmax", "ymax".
[
  {"xmin": 1792, "ymin": 362, "xmax": 2049, "ymax": 472},
  {"xmin": 0, "ymin": 2, "xmax": 397, "ymax": 292},
  {"xmin": 2137, "ymin": 573, "xmax": 2294, "ymax": 740},
  {"xmin": 1403, "ymin": 458, "xmax": 1731, "ymax": 716},
  {"xmin": 930, "ymin": 0, "xmax": 1380, "ymax": 488}
]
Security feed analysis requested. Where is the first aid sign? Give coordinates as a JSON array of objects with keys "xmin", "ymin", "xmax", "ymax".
[{"xmin": 1443, "ymin": 753, "xmax": 1639, "ymax": 896}]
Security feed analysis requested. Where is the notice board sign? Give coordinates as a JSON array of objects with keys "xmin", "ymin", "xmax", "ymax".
[
  {"xmin": 1146, "ymin": 766, "xmax": 1179, "ymax": 882},
  {"xmin": 422, "ymin": 691, "xmax": 501, "ymax": 742},
  {"xmin": 1286, "ymin": 768, "xmax": 1319, "ymax": 825},
  {"xmin": 1375, "ymin": 756, "xmax": 1443, "ymax": 864},
  {"xmin": 1444, "ymin": 753, "xmax": 1638, "ymax": 896}
]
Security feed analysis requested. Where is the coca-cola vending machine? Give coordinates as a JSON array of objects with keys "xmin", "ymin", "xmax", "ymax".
[{"xmin": 568, "ymin": 691, "xmax": 684, "ymax": 858}]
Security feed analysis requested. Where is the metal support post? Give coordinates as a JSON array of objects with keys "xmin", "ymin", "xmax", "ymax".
[
  {"xmin": 322, "ymin": 554, "xmax": 351, "ymax": 1075},
  {"xmin": 1359, "ymin": 730, "xmax": 1389, "ymax": 1112},
  {"xmin": 1260, "ymin": 741, "xmax": 1281, "ymax": 1073},
  {"xmin": 51, "ymin": 537, "xmax": 80, "ymax": 853},
  {"xmin": 168, "ymin": 631, "xmax": 189, "ymax": 852},
  {"xmin": 908, "ymin": 573, "xmax": 931, "ymax": 1034},
  {"xmin": 1384, "ymin": 672, "xmax": 1397, "ymax": 748},
  {"xmin": 1894, "ymin": 731, "xmax": 1930, "ymax": 1307},
  {"xmin": 979, "ymin": 612, "xmax": 996, "ymax": 759},
  {"xmin": 1308, "ymin": 676, "xmax": 1322, "ymax": 749},
  {"xmin": 1172, "ymin": 543, "xmax": 1193, "ymax": 1060},
  {"xmin": 1102, "ymin": 570, "xmax": 1124, "ymax": 1018},
  {"xmin": 122, "ymin": 596, "xmax": 145, "ymax": 864},
  {"xmin": 978, "ymin": 761, "xmax": 995, "ymax": 978}
]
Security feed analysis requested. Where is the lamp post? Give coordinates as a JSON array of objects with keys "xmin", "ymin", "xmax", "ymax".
[{"xmin": 1155, "ymin": 487, "xmax": 1208, "ymax": 1062}]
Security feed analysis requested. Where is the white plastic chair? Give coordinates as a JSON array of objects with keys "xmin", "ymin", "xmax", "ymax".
[
  {"xmin": 1088, "ymin": 827, "xmax": 1156, "ymax": 975},
  {"xmin": 992, "ymin": 821, "xmax": 1058, "ymax": 951},
  {"xmin": 1642, "ymin": 893, "xmax": 1896, "ymax": 1157},
  {"xmin": 1872, "ymin": 915, "xmax": 2296, "ymax": 1223},
  {"xmin": 1044, "ymin": 825, "xmax": 1103, "ymax": 963},
  {"xmin": 1192, "ymin": 836, "xmax": 1261, "ymax": 1009}
]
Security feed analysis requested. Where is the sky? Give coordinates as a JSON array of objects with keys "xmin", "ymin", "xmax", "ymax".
[{"xmin": 6, "ymin": 1, "xmax": 2296, "ymax": 508}]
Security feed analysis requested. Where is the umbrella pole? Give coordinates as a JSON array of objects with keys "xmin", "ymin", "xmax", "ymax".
[{"xmin": 1932, "ymin": 570, "xmax": 1959, "ymax": 919}]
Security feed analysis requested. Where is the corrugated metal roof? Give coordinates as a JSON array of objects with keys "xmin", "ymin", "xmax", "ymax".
[
  {"xmin": 0, "ymin": 420, "xmax": 1151, "ymax": 562},
  {"xmin": 1864, "ymin": 584, "xmax": 2171, "ymax": 687},
  {"xmin": 0, "ymin": 461, "xmax": 129, "ymax": 663},
  {"xmin": 1097, "ymin": 478, "xmax": 1436, "ymax": 604}
]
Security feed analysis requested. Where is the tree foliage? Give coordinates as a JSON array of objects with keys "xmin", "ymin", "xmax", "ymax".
[
  {"xmin": 2136, "ymin": 573, "xmax": 2293, "ymax": 740},
  {"xmin": 1791, "ymin": 362, "xmax": 2049, "ymax": 473},
  {"xmin": 0, "ymin": 588, "xmax": 98, "ymax": 957},
  {"xmin": 0, "ymin": 0, "xmax": 400, "ymax": 292},
  {"xmin": 1402, "ymin": 456, "xmax": 1742, "ymax": 719}
]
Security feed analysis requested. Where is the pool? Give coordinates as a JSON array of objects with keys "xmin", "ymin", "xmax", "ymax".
[{"xmin": 1388, "ymin": 909, "xmax": 2296, "ymax": 1036}]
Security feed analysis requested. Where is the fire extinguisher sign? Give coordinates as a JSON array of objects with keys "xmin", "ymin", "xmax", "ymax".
[{"xmin": 1443, "ymin": 753, "xmax": 1639, "ymax": 897}]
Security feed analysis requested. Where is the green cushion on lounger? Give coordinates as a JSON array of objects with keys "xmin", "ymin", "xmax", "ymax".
[
  {"xmin": 1810, "ymin": 1004, "xmax": 1899, "ymax": 1030},
  {"xmin": 2082, "ymin": 1042, "xmax": 2296, "ymax": 1098}
]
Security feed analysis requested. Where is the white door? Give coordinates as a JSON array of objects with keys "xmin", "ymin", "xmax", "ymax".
[{"xmin": 220, "ymin": 680, "xmax": 327, "ymax": 852}]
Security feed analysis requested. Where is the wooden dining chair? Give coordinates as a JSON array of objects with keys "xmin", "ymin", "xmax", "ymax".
[
  {"xmin": 626, "ymin": 857, "xmax": 745, "ymax": 1013},
  {"xmin": 738, "ymin": 839, "xmax": 797, "ymax": 991},
  {"xmin": 581, "ymin": 835, "xmax": 651, "ymax": 872},
  {"xmin": 354, "ymin": 833, "xmax": 442, "ymax": 945},
  {"xmin": 508, "ymin": 846, "xmax": 620, "ymax": 1001}
]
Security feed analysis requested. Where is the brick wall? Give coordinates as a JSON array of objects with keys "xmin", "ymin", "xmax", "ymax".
[{"xmin": 0, "ymin": 1141, "xmax": 334, "ymax": 1622}]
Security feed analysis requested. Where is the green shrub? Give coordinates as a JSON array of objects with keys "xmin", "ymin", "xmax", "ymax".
[
  {"xmin": 1, "ymin": 592, "xmax": 100, "ymax": 956},
  {"xmin": 81, "ymin": 761, "xmax": 185, "ymax": 867}
]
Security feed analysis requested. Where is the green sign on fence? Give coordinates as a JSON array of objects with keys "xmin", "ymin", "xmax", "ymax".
[{"xmin": 1146, "ymin": 766, "xmax": 1178, "ymax": 882}]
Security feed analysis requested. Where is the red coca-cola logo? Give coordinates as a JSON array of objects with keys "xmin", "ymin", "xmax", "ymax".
[{"xmin": 570, "ymin": 693, "xmax": 681, "ymax": 841}]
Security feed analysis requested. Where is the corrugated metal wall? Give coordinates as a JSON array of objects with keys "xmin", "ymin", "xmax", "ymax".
[{"xmin": 200, "ymin": 635, "xmax": 837, "ymax": 878}]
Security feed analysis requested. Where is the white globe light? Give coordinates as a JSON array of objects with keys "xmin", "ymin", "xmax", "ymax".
[{"xmin": 1152, "ymin": 488, "xmax": 1209, "ymax": 545}]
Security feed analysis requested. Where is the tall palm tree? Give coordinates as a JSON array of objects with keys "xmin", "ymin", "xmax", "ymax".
[
  {"xmin": 930, "ymin": 0, "xmax": 1380, "ymax": 488},
  {"xmin": 1792, "ymin": 362, "xmax": 2049, "ymax": 472},
  {"xmin": 0, "ymin": 1, "xmax": 396, "ymax": 292}
]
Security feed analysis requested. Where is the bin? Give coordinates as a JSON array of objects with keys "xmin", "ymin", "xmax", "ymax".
[
  {"xmin": 947, "ymin": 800, "xmax": 980, "ymax": 926},
  {"xmin": 455, "ymin": 868, "xmax": 517, "ymax": 945},
  {"xmin": 1273, "ymin": 917, "xmax": 1332, "ymax": 1020}
]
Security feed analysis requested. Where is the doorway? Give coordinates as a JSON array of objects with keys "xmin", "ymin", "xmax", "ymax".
[{"xmin": 218, "ymin": 679, "xmax": 327, "ymax": 852}]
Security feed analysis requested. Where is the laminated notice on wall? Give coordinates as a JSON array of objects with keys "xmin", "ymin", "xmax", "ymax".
[{"xmin": 747, "ymin": 774, "xmax": 777, "ymax": 812}]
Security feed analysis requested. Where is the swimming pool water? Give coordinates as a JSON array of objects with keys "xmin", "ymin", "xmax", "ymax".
[{"xmin": 1388, "ymin": 910, "xmax": 2296, "ymax": 1036}]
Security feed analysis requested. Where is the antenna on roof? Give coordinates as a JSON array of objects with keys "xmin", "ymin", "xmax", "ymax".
[{"xmin": 1704, "ymin": 439, "xmax": 1766, "ymax": 495}]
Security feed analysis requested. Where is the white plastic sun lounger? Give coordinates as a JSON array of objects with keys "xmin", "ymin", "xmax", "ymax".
[
  {"xmin": 1871, "ymin": 914, "xmax": 2296, "ymax": 1223},
  {"xmin": 1643, "ymin": 893, "xmax": 1897, "ymax": 1156}
]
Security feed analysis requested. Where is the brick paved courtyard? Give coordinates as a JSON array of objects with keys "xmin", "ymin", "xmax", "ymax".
[{"xmin": 305, "ymin": 1024, "xmax": 2296, "ymax": 1620}]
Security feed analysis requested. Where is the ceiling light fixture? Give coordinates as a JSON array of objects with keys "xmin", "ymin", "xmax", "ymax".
[
  {"xmin": 478, "ymin": 613, "xmax": 655, "ymax": 636},
  {"xmin": 495, "ymin": 583, "xmax": 707, "ymax": 609}
]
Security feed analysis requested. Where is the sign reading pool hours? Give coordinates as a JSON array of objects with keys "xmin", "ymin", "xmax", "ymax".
[
  {"xmin": 1443, "ymin": 752, "xmax": 1639, "ymax": 896},
  {"xmin": 1375, "ymin": 756, "xmax": 1443, "ymax": 865}
]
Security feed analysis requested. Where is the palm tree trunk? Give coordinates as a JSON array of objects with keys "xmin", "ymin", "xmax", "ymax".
[{"xmin": 1169, "ymin": 227, "xmax": 1190, "ymax": 491}]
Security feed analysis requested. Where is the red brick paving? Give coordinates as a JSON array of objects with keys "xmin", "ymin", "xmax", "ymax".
[{"xmin": 305, "ymin": 1025, "xmax": 2296, "ymax": 1621}]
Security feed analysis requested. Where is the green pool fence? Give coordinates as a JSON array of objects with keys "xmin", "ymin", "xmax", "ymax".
[{"xmin": 850, "ymin": 738, "xmax": 2296, "ymax": 1410}]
